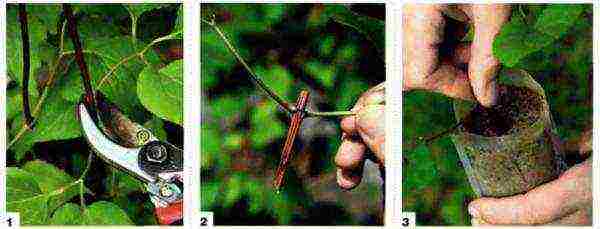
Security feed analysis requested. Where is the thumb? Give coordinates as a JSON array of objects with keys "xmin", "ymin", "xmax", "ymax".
[
  {"xmin": 468, "ymin": 159, "xmax": 592, "ymax": 225},
  {"xmin": 356, "ymin": 104, "xmax": 385, "ymax": 164}
]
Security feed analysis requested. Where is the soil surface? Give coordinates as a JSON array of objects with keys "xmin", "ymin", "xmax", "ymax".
[{"xmin": 462, "ymin": 85, "xmax": 543, "ymax": 137}]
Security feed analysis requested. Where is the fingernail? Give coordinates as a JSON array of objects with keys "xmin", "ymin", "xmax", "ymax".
[
  {"xmin": 471, "ymin": 218, "xmax": 485, "ymax": 226},
  {"xmin": 468, "ymin": 204, "xmax": 480, "ymax": 218}
]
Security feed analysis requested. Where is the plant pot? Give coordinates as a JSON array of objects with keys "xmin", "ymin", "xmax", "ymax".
[{"xmin": 451, "ymin": 69, "xmax": 567, "ymax": 198}]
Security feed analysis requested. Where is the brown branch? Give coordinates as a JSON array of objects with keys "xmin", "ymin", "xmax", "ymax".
[
  {"xmin": 18, "ymin": 4, "xmax": 34, "ymax": 130},
  {"xmin": 63, "ymin": 4, "xmax": 97, "ymax": 121}
]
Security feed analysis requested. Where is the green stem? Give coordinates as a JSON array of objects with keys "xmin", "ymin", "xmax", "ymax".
[{"xmin": 307, "ymin": 109, "xmax": 355, "ymax": 117}]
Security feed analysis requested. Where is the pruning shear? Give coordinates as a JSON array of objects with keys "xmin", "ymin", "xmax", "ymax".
[{"xmin": 77, "ymin": 92, "xmax": 183, "ymax": 225}]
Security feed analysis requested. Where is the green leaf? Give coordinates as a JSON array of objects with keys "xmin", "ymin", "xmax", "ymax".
[
  {"xmin": 83, "ymin": 201, "xmax": 133, "ymax": 225},
  {"xmin": 50, "ymin": 203, "xmax": 82, "ymax": 225},
  {"xmin": 7, "ymin": 87, "xmax": 23, "ymax": 121},
  {"xmin": 124, "ymin": 4, "xmax": 169, "ymax": 19},
  {"xmin": 9, "ymin": 91, "xmax": 80, "ymax": 160},
  {"xmin": 403, "ymin": 145, "xmax": 439, "ymax": 192},
  {"xmin": 7, "ymin": 161, "xmax": 81, "ymax": 225},
  {"xmin": 534, "ymin": 5, "xmax": 584, "ymax": 39},
  {"xmin": 52, "ymin": 197, "xmax": 144, "ymax": 225},
  {"xmin": 137, "ymin": 59, "xmax": 183, "ymax": 125},
  {"xmin": 143, "ymin": 117, "xmax": 167, "ymax": 141},
  {"xmin": 61, "ymin": 36, "xmax": 158, "ymax": 120},
  {"xmin": 492, "ymin": 18, "xmax": 553, "ymax": 67},
  {"xmin": 6, "ymin": 5, "xmax": 60, "ymax": 94},
  {"xmin": 494, "ymin": 5, "xmax": 586, "ymax": 67}
]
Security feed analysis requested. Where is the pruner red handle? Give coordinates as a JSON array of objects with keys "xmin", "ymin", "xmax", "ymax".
[{"xmin": 155, "ymin": 200, "xmax": 183, "ymax": 225}]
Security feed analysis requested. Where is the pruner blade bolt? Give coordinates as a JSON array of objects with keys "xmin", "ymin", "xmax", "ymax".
[
  {"xmin": 77, "ymin": 93, "xmax": 183, "ymax": 225},
  {"xmin": 273, "ymin": 90, "xmax": 310, "ymax": 193}
]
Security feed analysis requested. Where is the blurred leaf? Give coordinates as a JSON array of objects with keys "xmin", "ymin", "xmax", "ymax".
[
  {"xmin": 137, "ymin": 59, "xmax": 183, "ymax": 125},
  {"xmin": 250, "ymin": 103, "xmax": 285, "ymax": 149},
  {"xmin": 201, "ymin": 181, "xmax": 221, "ymax": 211},
  {"xmin": 223, "ymin": 174, "xmax": 245, "ymax": 208},
  {"xmin": 534, "ymin": 5, "xmax": 584, "ymax": 39},
  {"xmin": 325, "ymin": 5, "xmax": 384, "ymax": 55},
  {"xmin": 304, "ymin": 61, "xmax": 336, "ymax": 89},
  {"xmin": 254, "ymin": 65, "xmax": 294, "ymax": 98}
]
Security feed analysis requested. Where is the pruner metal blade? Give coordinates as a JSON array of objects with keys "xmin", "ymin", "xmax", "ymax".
[{"xmin": 78, "ymin": 103, "xmax": 156, "ymax": 184}]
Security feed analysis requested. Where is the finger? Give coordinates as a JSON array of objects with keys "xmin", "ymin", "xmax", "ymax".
[
  {"xmin": 403, "ymin": 4, "xmax": 445, "ymax": 90},
  {"xmin": 427, "ymin": 63, "xmax": 475, "ymax": 101},
  {"xmin": 549, "ymin": 209, "xmax": 592, "ymax": 226},
  {"xmin": 356, "ymin": 105, "xmax": 385, "ymax": 163},
  {"xmin": 466, "ymin": 4, "xmax": 511, "ymax": 107},
  {"xmin": 336, "ymin": 165, "xmax": 364, "ymax": 190},
  {"xmin": 469, "ymin": 159, "xmax": 592, "ymax": 225},
  {"xmin": 340, "ymin": 116, "xmax": 358, "ymax": 136},
  {"xmin": 335, "ymin": 135, "xmax": 367, "ymax": 170}
]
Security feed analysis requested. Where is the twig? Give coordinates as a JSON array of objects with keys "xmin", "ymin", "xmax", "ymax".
[
  {"xmin": 78, "ymin": 151, "xmax": 94, "ymax": 209},
  {"xmin": 63, "ymin": 4, "xmax": 97, "ymax": 120},
  {"xmin": 97, "ymin": 32, "xmax": 180, "ymax": 88},
  {"xmin": 202, "ymin": 17, "xmax": 356, "ymax": 117},
  {"xmin": 423, "ymin": 122, "xmax": 462, "ymax": 145},
  {"xmin": 18, "ymin": 4, "xmax": 35, "ymax": 130}
]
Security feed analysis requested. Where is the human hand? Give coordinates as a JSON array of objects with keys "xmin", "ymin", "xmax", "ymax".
[
  {"xmin": 335, "ymin": 82, "xmax": 385, "ymax": 190},
  {"xmin": 403, "ymin": 4, "xmax": 511, "ymax": 107},
  {"xmin": 468, "ymin": 158, "xmax": 592, "ymax": 226}
]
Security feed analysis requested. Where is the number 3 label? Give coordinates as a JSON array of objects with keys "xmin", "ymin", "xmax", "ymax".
[{"xmin": 398, "ymin": 212, "xmax": 415, "ymax": 228}]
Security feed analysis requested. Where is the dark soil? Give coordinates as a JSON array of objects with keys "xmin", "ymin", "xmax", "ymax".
[{"xmin": 462, "ymin": 85, "xmax": 543, "ymax": 137}]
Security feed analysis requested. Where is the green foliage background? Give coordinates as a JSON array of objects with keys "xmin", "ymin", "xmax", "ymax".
[
  {"xmin": 201, "ymin": 4, "xmax": 385, "ymax": 225},
  {"xmin": 6, "ymin": 4, "xmax": 183, "ymax": 225},
  {"xmin": 403, "ymin": 4, "xmax": 592, "ymax": 225}
]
